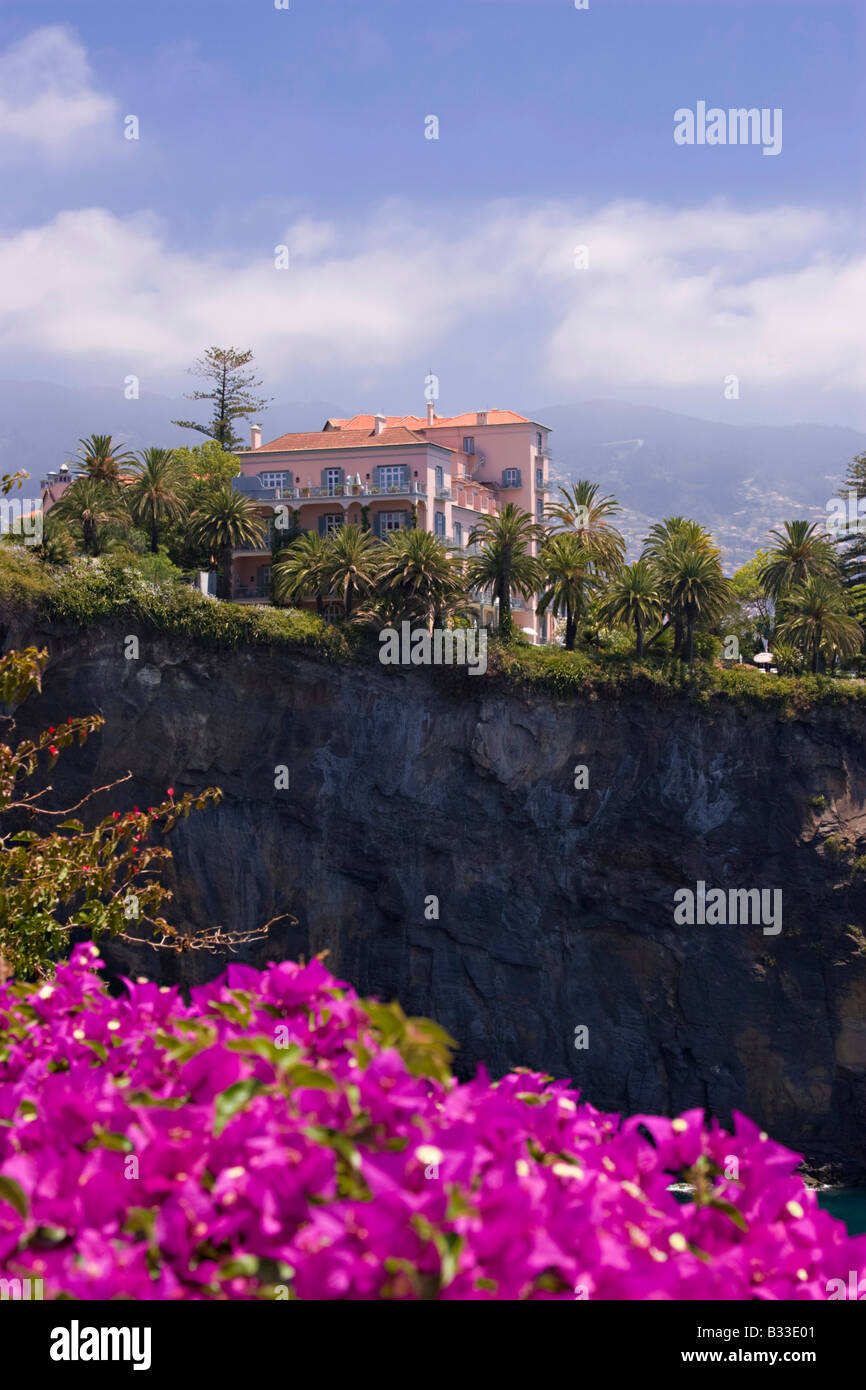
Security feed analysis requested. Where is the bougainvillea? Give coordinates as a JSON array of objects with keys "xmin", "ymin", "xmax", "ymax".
[{"xmin": 0, "ymin": 945, "xmax": 863, "ymax": 1300}]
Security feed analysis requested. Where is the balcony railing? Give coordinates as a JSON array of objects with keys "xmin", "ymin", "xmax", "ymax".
[
  {"xmin": 231, "ymin": 585, "xmax": 269, "ymax": 602},
  {"xmin": 233, "ymin": 479, "xmax": 427, "ymax": 502}
]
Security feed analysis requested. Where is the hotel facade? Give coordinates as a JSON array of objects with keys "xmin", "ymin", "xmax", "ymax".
[{"xmin": 230, "ymin": 406, "xmax": 553, "ymax": 642}]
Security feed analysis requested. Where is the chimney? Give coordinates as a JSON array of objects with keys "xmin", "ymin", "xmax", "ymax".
[
  {"xmin": 476, "ymin": 410, "xmax": 488, "ymax": 427},
  {"xmin": 427, "ymin": 402, "xmax": 435, "ymax": 426},
  {"xmin": 373, "ymin": 412, "xmax": 387, "ymax": 435},
  {"xmin": 250, "ymin": 423, "xmax": 262, "ymax": 450}
]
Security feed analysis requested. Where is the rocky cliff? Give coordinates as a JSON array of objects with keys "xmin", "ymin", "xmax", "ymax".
[{"xmin": 8, "ymin": 619, "xmax": 866, "ymax": 1179}]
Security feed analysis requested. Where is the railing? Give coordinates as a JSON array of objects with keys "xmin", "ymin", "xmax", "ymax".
[
  {"xmin": 285, "ymin": 482, "xmax": 426, "ymax": 500},
  {"xmin": 435, "ymin": 486, "xmax": 452, "ymax": 500},
  {"xmin": 231, "ymin": 585, "xmax": 269, "ymax": 601}
]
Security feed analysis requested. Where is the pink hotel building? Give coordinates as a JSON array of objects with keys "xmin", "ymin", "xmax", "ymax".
[{"xmin": 231, "ymin": 406, "xmax": 554, "ymax": 642}]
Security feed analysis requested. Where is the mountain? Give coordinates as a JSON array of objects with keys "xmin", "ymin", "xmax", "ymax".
[
  {"xmin": 0, "ymin": 379, "xmax": 347, "ymax": 482},
  {"xmin": 530, "ymin": 400, "xmax": 866, "ymax": 568},
  {"xmin": 4, "ymin": 381, "xmax": 865, "ymax": 571}
]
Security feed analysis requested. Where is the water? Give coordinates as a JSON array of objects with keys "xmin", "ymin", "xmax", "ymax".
[
  {"xmin": 668, "ymin": 1184, "xmax": 866, "ymax": 1236},
  {"xmin": 817, "ymin": 1189, "xmax": 866, "ymax": 1236}
]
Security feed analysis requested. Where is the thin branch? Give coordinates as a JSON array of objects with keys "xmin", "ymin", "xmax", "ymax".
[
  {"xmin": 4, "ymin": 772, "xmax": 134, "ymax": 817},
  {"xmin": 117, "ymin": 913, "xmax": 297, "ymax": 955}
]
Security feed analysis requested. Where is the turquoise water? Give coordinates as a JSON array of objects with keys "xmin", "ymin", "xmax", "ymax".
[
  {"xmin": 817, "ymin": 1189, "xmax": 866, "ymax": 1236},
  {"xmin": 669, "ymin": 1184, "xmax": 866, "ymax": 1236}
]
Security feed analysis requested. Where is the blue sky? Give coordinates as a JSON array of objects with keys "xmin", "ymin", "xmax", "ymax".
[{"xmin": 0, "ymin": 0, "xmax": 863, "ymax": 426}]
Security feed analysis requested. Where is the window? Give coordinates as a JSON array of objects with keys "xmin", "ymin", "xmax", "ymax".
[
  {"xmin": 536, "ymin": 499, "xmax": 544, "ymax": 521},
  {"xmin": 536, "ymin": 432, "xmax": 543, "ymax": 450},
  {"xmin": 378, "ymin": 466, "xmax": 406, "ymax": 491},
  {"xmin": 463, "ymin": 437, "xmax": 475, "ymax": 455},
  {"xmin": 536, "ymin": 468, "xmax": 543, "ymax": 489},
  {"xmin": 379, "ymin": 511, "xmax": 407, "ymax": 534},
  {"xmin": 321, "ymin": 513, "xmax": 343, "ymax": 536},
  {"xmin": 502, "ymin": 468, "xmax": 520, "ymax": 488},
  {"xmin": 258, "ymin": 565, "xmax": 271, "ymax": 590},
  {"xmin": 453, "ymin": 521, "xmax": 463, "ymax": 547},
  {"xmin": 324, "ymin": 468, "xmax": 342, "ymax": 495},
  {"xmin": 435, "ymin": 511, "xmax": 446, "ymax": 537},
  {"xmin": 259, "ymin": 471, "xmax": 290, "ymax": 490},
  {"xmin": 435, "ymin": 465, "xmax": 444, "ymax": 492}
]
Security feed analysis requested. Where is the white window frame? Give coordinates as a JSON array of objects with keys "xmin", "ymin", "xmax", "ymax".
[
  {"xmin": 259, "ymin": 471, "xmax": 289, "ymax": 490},
  {"xmin": 379, "ymin": 511, "xmax": 407, "ymax": 534},
  {"xmin": 324, "ymin": 468, "xmax": 342, "ymax": 495},
  {"xmin": 453, "ymin": 521, "xmax": 463, "ymax": 547},
  {"xmin": 503, "ymin": 468, "xmax": 520, "ymax": 488},
  {"xmin": 434, "ymin": 511, "xmax": 446, "ymax": 537},
  {"xmin": 322, "ymin": 513, "xmax": 343, "ymax": 535},
  {"xmin": 378, "ymin": 465, "xmax": 406, "ymax": 491}
]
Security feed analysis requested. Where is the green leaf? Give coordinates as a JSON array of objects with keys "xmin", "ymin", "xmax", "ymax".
[
  {"xmin": 214, "ymin": 1079, "xmax": 261, "ymax": 1136},
  {"xmin": 0, "ymin": 1174, "xmax": 29, "ymax": 1219},
  {"xmin": 706, "ymin": 1196, "xmax": 748, "ymax": 1233}
]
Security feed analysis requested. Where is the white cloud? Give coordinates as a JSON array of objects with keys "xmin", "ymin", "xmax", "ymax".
[
  {"xmin": 0, "ymin": 26, "xmax": 117, "ymax": 161},
  {"xmin": 0, "ymin": 197, "xmax": 862, "ymax": 413}
]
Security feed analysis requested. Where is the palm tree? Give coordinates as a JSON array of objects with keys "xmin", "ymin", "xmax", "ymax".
[
  {"xmin": 599, "ymin": 559, "xmax": 664, "ymax": 657},
  {"xmin": 70, "ymin": 434, "xmax": 136, "ymax": 486},
  {"xmin": 759, "ymin": 520, "xmax": 837, "ymax": 601},
  {"xmin": 128, "ymin": 448, "xmax": 186, "ymax": 553},
  {"xmin": 190, "ymin": 486, "xmax": 265, "ymax": 599},
  {"xmin": 322, "ymin": 524, "xmax": 382, "ymax": 620},
  {"xmin": 776, "ymin": 576, "xmax": 862, "ymax": 674},
  {"xmin": 51, "ymin": 478, "xmax": 128, "ymax": 556},
  {"xmin": 545, "ymin": 481, "xmax": 626, "ymax": 577},
  {"xmin": 378, "ymin": 529, "xmax": 457, "ymax": 629},
  {"xmin": 273, "ymin": 530, "xmax": 331, "ymax": 616},
  {"xmin": 642, "ymin": 518, "xmax": 720, "ymax": 656},
  {"xmin": 536, "ymin": 533, "xmax": 593, "ymax": 650},
  {"xmin": 34, "ymin": 516, "xmax": 76, "ymax": 567},
  {"xmin": 660, "ymin": 544, "xmax": 732, "ymax": 664},
  {"xmin": 467, "ymin": 504, "xmax": 545, "ymax": 640}
]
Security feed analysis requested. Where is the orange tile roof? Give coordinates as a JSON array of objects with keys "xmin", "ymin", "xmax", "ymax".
[
  {"xmin": 255, "ymin": 424, "xmax": 435, "ymax": 453},
  {"xmin": 427, "ymin": 410, "xmax": 531, "ymax": 428},
  {"xmin": 254, "ymin": 409, "xmax": 538, "ymax": 454},
  {"xmin": 325, "ymin": 410, "xmax": 530, "ymax": 431}
]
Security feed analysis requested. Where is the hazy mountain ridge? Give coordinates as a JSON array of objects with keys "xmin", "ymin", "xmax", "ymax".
[
  {"xmin": 532, "ymin": 400, "xmax": 866, "ymax": 568},
  {"xmin": 4, "ymin": 382, "xmax": 864, "ymax": 570}
]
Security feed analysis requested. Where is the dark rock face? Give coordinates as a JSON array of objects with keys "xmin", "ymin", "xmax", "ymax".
[{"xmin": 10, "ymin": 620, "xmax": 866, "ymax": 1178}]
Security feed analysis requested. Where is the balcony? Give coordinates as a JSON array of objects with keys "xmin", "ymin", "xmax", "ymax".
[
  {"xmin": 435, "ymin": 486, "xmax": 452, "ymax": 500},
  {"xmin": 233, "ymin": 477, "xmax": 427, "ymax": 503},
  {"xmin": 230, "ymin": 585, "xmax": 269, "ymax": 603}
]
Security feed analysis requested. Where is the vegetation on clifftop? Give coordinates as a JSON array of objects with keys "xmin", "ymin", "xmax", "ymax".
[{"xmin": 1, "ymin": 547, "xmax": 864, "ymax": 713}]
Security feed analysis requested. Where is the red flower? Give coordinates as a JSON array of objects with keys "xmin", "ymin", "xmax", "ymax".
[
  {"xmin": 47, "ymin": 726, "xmax": 56, "ymax": 734},
  {"xmin": 48, "ymin": 744, "xmax": 58, "ymax": 756},
  {"xmin": 112, "ymin": 812, "xmax": 119, "ymax": 820},
  {"xmin": 166, "ymin": 787, "xmax": 175, "ymax": 797},
  {"xmin": 131, "ymin": 847, "xmax": 139, "ymax": 855}
]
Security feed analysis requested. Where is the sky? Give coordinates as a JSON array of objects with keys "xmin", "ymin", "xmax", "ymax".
[{"xmin": 0, "ymin": 0, "xmax": 863, "ymax": 428}]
